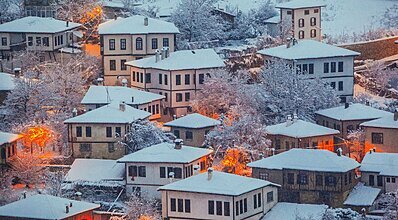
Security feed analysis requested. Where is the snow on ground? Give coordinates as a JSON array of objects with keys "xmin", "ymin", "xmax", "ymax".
[{"xmin": 262, "ymin": 202, "xmax": 328, "ymax": 220}]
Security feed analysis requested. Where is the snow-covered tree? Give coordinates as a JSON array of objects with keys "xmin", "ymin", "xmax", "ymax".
[
  {"xmin": 219, "ymin": 147, "xmax": 251, "ymax": 176},
  {"xmin": 123, "ymin": 193, "xmax": 161, "ymax": 220},
  {"xmin": 249, "ymin": 0, "xmax": 278, "ymax": 35},
  {"xmin": 383, "ymin": 4, "xmax": 398, "ymax": 29},
  {"xmin": 346, "ymin": 129, "xmax": 366, "ymax": 161}
]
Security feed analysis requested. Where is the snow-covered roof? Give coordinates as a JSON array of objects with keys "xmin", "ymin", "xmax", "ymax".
[
  {"xmin": 0, "ymin": 16, "xmax": 81, "ymax": 34},
  {"xmin": 158, "ymin": 171, "xmax": 279, "ymax": 196},
  {"xmin": 0, "ymin": 131, "xmax": 21, "ymax": 146},
  {"xmin": 257, "ymin": 40, "xmax": 360, "ymax": 60},
  {"xmin": 344, "ymin": 183, "xmax": 380, "ymax": 207},
  {"xmin": 65, "ymin": 159, "xmax": 124, "ymax": 186},
  {"xmin": 164, "ymin": 113, "xmax": 221, "ymax": 129},
  {"xmin": 0, "ymin": 72, "xmax": 15, "ymax": 91},
  {"xmin": 101, "ymin": 0, "xmax": 125, "ymax": 8},
  {"xmin": 262, "ymin": 202, "xmax": 328, "ymax": 220},
  {"xmin": 276, "ymin": 0, "xmax": 326, "ymax": 9},
  {"xmin": 315, "ymin": 103, "xmax": 392, "ymax": 121},
  {"xmin": 117, "ymin": 142, "xmax": 212, "ymax": 163},
  {"xmin": 360, "ymin": 114, "xmax": 398, "ymax": 129},
  {"xmin": 265, "ymin": 15, "xmax": 281, "ymax": 24},
  {"xmin": 0, "ymin": 194, "xmax": 99, "ymax": 219},
  {"xmin": 360, "ymin": 152, "xmax": 398, "ymax": 176},
  {"xmin": 64, "ymin": 103, "xmax": 150, "ymax": 124},
  {"xmin": 81, "ymin": 85, "xmax": 164, "ymax": 105},
  {"xmin": 98, "ymin": 15, "xmax": 179, "ymax": 35},
  {"xmin": 266, "ymin": 119, "xmax": 339, "ymax": 138},
  {"xmin": 125, "ymin": 49, "xmax": 225, "ymax": 71},
  {"xmin": 248, "ymin": 149, "xmax": 360, "ymax": 173}
]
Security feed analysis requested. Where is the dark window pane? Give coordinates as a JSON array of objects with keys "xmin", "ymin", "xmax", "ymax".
[
  {"xmin": 208, "ymin": 200, "xmax": 214, "ymax": 215},
  {"xmin": 171, "ymin": 198, "xmax": 176, "ymax": 212},
  {"xmin": 185, "ymin": 199, "xmax": 191, "ymax": 213},
  {"xmin": 177, "ymin": 199, "xmax": 183, "ymax": 212},
  {"xmin": 216, "ymin": 201, "xmax": 222, "ymax": 215},
  {"xmin": 160, "ymin": 167, "xmax": 166, "ymax": 178},
  {"xmin": 224, "ymin": 202, "xmax": 230, "ymax": 216}
]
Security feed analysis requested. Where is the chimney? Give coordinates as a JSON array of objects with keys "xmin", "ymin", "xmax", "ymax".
[
  {"xmin": 69, "ymin": 201, "xmax": 73, "ymax": 207},
  {"xmin": 286, "ymin": 37, "xmax": 291, "ymax": 48},
  {"xmin": 155, "ymin": 49, "xmax": 160, "ymax": 62},
  {"xmin": 131, "ymin": 96, "xmax": 134, "ymax": 103},
  {"xmin": 74, "ymin": 192, "xmax": 82, "ymax": 201},
  {"xmin": 114, "ymin": 14, "xmax": 117, "ymax": 20},
  {"xmin": 65, "ymin": 205, "xmax": 69, "ymax": 213},
  {"xmin": 66, "ymin": 21, "xmax": 69, "ymax": 27},
  {"xmin": 165, "ymin": 47, "xmax": 170, "ymax": 58},
  {"xmin": 23, "ymin": 191, "xmax": 27, "ymax": 199},
  {"xmin": 121, "ymin": 78, "xmax": 128, "ymax": 87},
  {"xmin": 207, "ymin": 168, "xmax": 214, "ymax": 181},
  {"xmin": 97, "ymin": 77, "xmax": 104, "ymax": 86},
  {"xmin": 345, "ymin": 102, "xmax": 349, "ymax": 109},
  {"xmin": 292, "ymin": 38, "xmax": 298, "ymax": 46},
  {"xmin": 394, "ymin": 108, "xmax": 398, "ymax": 121},
  {"xmin": 169, "ymin": 172, "xmax": 175, "ymax": 183},
  {"xmin": 193, "ymin": 165, "xmax": 200, "ymax": 175},
  {"xmin": 72, "ymin": 108, "xmax": 78, "ymax": 117},
  {"xmin": 119, "ymin": 102, "xmax": 126, "ymax": 112},
  {"xmin": 293, "ymin": 113, "xmax": 298, "ymax": 122},
  {"xmin": 161, "ymin": 48, "xmax": 166, "ymax": 60},
  {"xmin": 144, "ymin": 17, "xmax": 148, "ymax": 26},
  {"xmin": 336, "ymin": 147, "xmax": 342, "ymax": 156},
  {"xmin": 286, "ymin": 114, "xmax": 293, "ymax": 126},
  {"xmin": 174, "ymin": 139, "xmax": 183, "ymax": 150}
]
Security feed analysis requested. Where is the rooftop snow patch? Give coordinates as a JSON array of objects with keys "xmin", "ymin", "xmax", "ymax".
[
  {"xmin": 360, "ymin": 152, "xmax": 398, "ymax": 177},
  {"xmin": 164, "ymin": 113, "xmax": 221, "ymax": 129},
  {"xmin": 257, "ymin": 40, "xmax": 360, "ymax": 60},
  {"xmin": 125, "ymin": 49, "xmax": 225, "ymax": 71},
  {"xmin": 158, "ymin": 171, "xmax": 279, "ymax": 196},
  {"xmin": 248, "ymin": 149, "xmax": 359, "ymax": 173},
  {"xmin": 117, "ymin": 142, "xmax": 212, "ymax": 163},
  {"xmin": 0, "ymin": 194, "xmax": 99, "ymax": 219},
  {"xmin": 0, "ymin": 16, "xmax": 81, "ymax": 33},
  {"xmin": 265, "ymin": 15, "xmax": 281, "ymax": 24},
  {"xmin": 262, "ymin": 202, "xmax": 328, "ymax": 220},
  {"xmin": 64, "ymin": 103, "xmax": 150, "ymax": 124},
  {"xmin": 344, "ymin": 183, "xmax": 380, "ymax": 207},
  {"xmin": 0, "ymin": 131, "xmax": 21, "ymax": 146},
  {"xmin": 315, "ymin": 103, "xmax": 392, "ymax": 121},
  {"xmin": 0, "ymin": 72, "xmax": 15, "ymax": 91},
  {"xmin": 276, "ymin": 0, "xmax": 326, "ymax": 9},
  {"xmin": 81, "ymin": 85, "xmax": 164, "ymax": 105},
  {"xmin": 266, "ymin": 119, "xmax": 339, "ymax": 138},
  {"xmin": 98, "ymin": 15, "xmax": 179, "ymax": 35},
  {"xmin": 360, "ymin": 114, "xmax": 398, "ymax": 129},
  {"xmin": 65, "ymin": 159, "xmax": 124, "ymax": 185}
]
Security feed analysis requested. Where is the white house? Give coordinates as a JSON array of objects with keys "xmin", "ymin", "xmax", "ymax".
[
  {"xmin": 158, "ymin": 169, "xmax": 280, "ymax": 220},
  {"xmin": 258, "ymin": 40, "xmax": 360, "ymax": 102},
  {"xmin": 81, "ymin": 85, "xmax": 165, "ymax": 120},
  {"xmin": 126, "ymin": 48, "xmax": 225, "ymax": 119},
  {"xmin": 117, "ymin": 140, "xmax": 213, "ymax": 199},
  {"xmin": 360, "ymin": 152, "xmax": 398, "ymax": 192},
  {"xmin": 0, "ymin": 131, "xmax": 21, "ymax": 165}
]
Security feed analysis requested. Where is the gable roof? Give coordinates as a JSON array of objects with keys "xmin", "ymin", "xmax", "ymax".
[
  {"xmin": 360, "ymin": 114, "xmax": 398, "ymax": 129},
  {"xmin": 343, "ymin": 183, "xmax": 381, "ymax": 207},
  {"xmin": 266, "ymin": 119, "xmax": 339, "ymax": 138},
  {"xmin": 0, "ymin": 131, "xmax": 21, "ymax": 146},
  {"xmin": 164, "ymin": 113, "xmax": 221, "ymax": 129},
  {"xmin": 158, "ymin": 171, "xmax": 279, "ymax": 196},
  {"xmin": 248, "ymin": 149, "xmax": 359, "ymax": 173},
  {"xmin": 117, "ymin": 142, "xmax": 212, "ymax": 164},
  {"xmin": 0, "ymin": 72, "xmax": 15, "ymax": 91},
  {"xmin": 360, "ymin": 152, "xmax": 398, "ymax": 176},
  {"xmin": 125, "ymin": 49, "xmax": 225, "ymax": 71},
  {"xmin": 257, "ymin": 40, "xmax": 360, "ymax": 60},
  {"xmin": 98, "ymin": 15, "xmax": 179, "ymax": 35},
  {"xmin": 315, "ymin": 103, "xmax": 392, "ymax": 121},
  {"xmin": 81, "ymin": 85, "xmax": 164, "ymax": 105},
  {"xmin": 276, "ymin": 0, "xmax": 326, "ymax": 9},
  {"xmin": 64, "ymin": 103, "xmax": 150, "ymax": 124},
  {"xmin": 0, "ymin": 194, "xmax": 99, "ymax": 219},
  {"xmin": 0, "ymin": 16, "xmax": 81, "ymax": 33}
]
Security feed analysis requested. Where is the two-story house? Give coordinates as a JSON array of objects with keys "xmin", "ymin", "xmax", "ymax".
[
  {"xmin": 164, "ymin": 113, "xmax": 221, "ymax": 147},
  {"xmin": 258, "ymin": 40, "xmax": 360, "ymax": 102},
  {"xmin": 158, "ymin": 169, "xmax": 280, "ymax": 220},
  {"xmin": 126, "ymin": 48, "xmax": 225, "ymax": 119},
  {"xmin": 266, "ymin": 116, "xmax": 340, "ymax": 155},
  {"xmin": 64, "ymin": 102, "xmax": 151, "ymax": 159},
  {"xmin": 0, "ymin": 131, "xmax": 21, "ymax": 165},
  {"xmin": 24, "ymin": 0, "xmax": 57, "ymax": 18},
  {"xmin": 98, "ymin": 15, "xmax": 180, "ymax": 86},
  {"xmin": 360, "ymin": 152, "xmax": 398, "ymax": 193},
  {"xmin": 360, "ymin": 110, "xmax": 398, "ymax": 153},
  {"xmin": 275, "ymin": 0, "xmax": 326, "ymax": 41},
  {"xmin": 248, "ymin": 149, "xmax": 360, "ymax": 207},
  {"xmin": 117, "ymin": 140, "xmax": 213, "ymax": 199},
  {"xmin": 0, "ymin": 16, "xmax": 81, "ymax": 62},
  {"xmin": 81, "ymin": 85, "xmax": 165, "ymax": 121}
]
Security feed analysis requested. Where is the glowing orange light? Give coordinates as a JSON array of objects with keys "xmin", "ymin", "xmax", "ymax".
[
  {"xmin": 21, "ymin": 126, "xmax": 54, "ymax": 150},
  {"xmin": 220, "ymin": 148, "xmax": 251, "ymax": 176}
]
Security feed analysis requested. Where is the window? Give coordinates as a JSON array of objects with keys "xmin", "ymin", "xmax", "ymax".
[
  {"xmin": 28, "ymin": 36, "xmax": 33, "ymax": 46},
  {"xmin": 314, "ymin": 9, "xmax": 319, "ymax": 13},
  {"xmin": 239, "ymin": 200, "xmax": 243, "ymax": 214},
  {"xmin": 216, "ymin": 201, "xmax": 222, "ymax": 215},
  {"xmin": 1, "ymin": 37, "xmax": 7, "ymax": 46},
  {"xmin": 176, "ymin": 93, "xmax": 183, "ymax": 102},
  {"xmin": 330, "ymin": 82, "xmax": 336, "ymax": 89},
  {"xmin": 299, "ymin": 30, "xmax": 305, "ymax": 39},
  {"xmin": 159, "ymin": 74, "xmax": 163, "ymax": 84},
  {"xmin": 156, "ymin": 104, "xmax": 159, "ymax": 114},
  {"xmin": 108, "ymin": 143, "xmax": 115, "ymax": 153},
  {"xmin": 185, "ymin": 92, "xmax": 190, "ymax": 101},
  {"xmin": 36, "ymin": 37, "xmax": 41, "ymax": 46},
  {"xmin": 185, "ymin": 74, "xmax": 190, "ymax": 85},
  {"xmin": 186, "ymin": 131, "xmax": 193, "ymax": 140},
  {"xmin": 285, "ymin": 141, "xmax": 290, "ymax": 150},
  {"xmin": 208, "ymin": 200, "xmax": 215, "ymax": 215},
  {"xmin": 302, "ymin": 64, "xmax": 308, "ymax": 73},
  {"xmin": 344, "ymin": 174, "xmax": 348, "ymax": 185},
  {"xmin": 151, "ymin": 38, "xmax": 158, "ymax": 49},
  {"xmin": 174, "ymin": 167, "xmax": 182, "ymax": 178},
  {"xmin": 60, "ymin": 35, "xmax": 63, "ymax": 45},
  {"xmin": 138, "ymin": 166, "xmax": 146, "ymax": 177},
  {"xmin": 42, "ymin": 37, "xmax": 49, "ymax": 46},
  {"xmin": 325, "ymin": 176, "xmax": 337, "ymax": 186},
  {"xmin": 267, "ymin": 191, "xmax": 274, "ymax": 203},
  {"xmin": 258, "ymin": 193, "xmax": 262, "ymax": 207},
  {"xmin": 309, "ymin": 63, "xmax": 314, "ymax": 74},
  {"xmin": 85, "ymin": 127, "xmax": 92, "ymax": 137},
  {"xmin": 160, "ymin": 167, "xmax": 166, "ymax": 178},
  {"xmin": 199, "ymin": 73, "xmax": 205, "ymax": 84},
  {"xmin": 254, "ymin": 194, "xmax": 258, "ymax": 209},
  {"xmin": 136, "ymin": 37, "xmax": 143, "ymax": 50},
  {"xmin": 310, "ymin": 17, "xmax": 316, "ymax": 26},
  {"xmin": 304, "ymin": 9, "xmax": 310, "ymax": 15},
  {"xmin": 287, "ymin": 10, "xmax": 292, "ymax": 15},
  {"xmin": 165, "ymin": 74, "xmax": 168, "ymax": 85},
  {"xmin": 298, "ymin": 18, "xmax": 305, "ymax": 27},
  {"xmin": 287, "ymin": 173, "xmax": 294, "ymax": 184},
  {"xmin": 140, "ymin": 72, "xmax": 144, "ymax": 83},
  {"xmin": 163, "ymin": 38, "xmax": 169, "ymax": 47},
  {"xmin": 109, "ymin": 39, "xmax": 115, "ymax": 50},
  {"xmin": 338, "ymin": 81, "xmax": 343, "ymax": 91},
  {"xmin": 243, "ymin": 198, "xmax": 247, "ymax": 212},
  {"xmin": 76, "ymin": 126, "xmax": 82, "ymax": 137},
  {"xmin": 369, "ymin": 175, "xmax": 375, "ymax": 186},
  {"xmin": 296, "ymin": 64, "xmax": 302, "ymax": 74},
  {"xmin": 185, "ymin": 200, "xmax": 191, "ymax": 213},
  {"xmin": 110, "ymin": 60, "xmax": 116, "ymax": 71},
  {"xmin": 387, "ymin": 177, "xmax": 391, "ymax": 183},
  {"xmin": 298, "ymin": 174, "xmax": 308, "ymax": 185},
  {"xmin": 235, "ymin": 201, "xmax": 239, "ymax": 216},
  {"xmin": 176, "ymin": 75, "xmax": 181, "ymax": 85},
  {"xmin": 171, "ymin": 198, "xmax": 176, "ymax": 211},
  {"xmin": 145, "ymin": 73, "xmax": 151, "ymax": 83},
  {"xmin": 377, "ymin": 175, "xmax": 383, "ymax": 187},
  {"xmin": 106, "ymin": 127, "xmax": 112, "ymax": 137},
  {"xmin": 338, "ymin": 62, "xmax": 344, "ymax": 72},
  {"xmin": 121, "ymin": 59, "xmax": 127, "ymax": 71},
  {"xmin": 79, "ymin": 143, "xmax": 91, "ymax": 152},
  {"xmin": 259, "ymin": 172, "xmax": 268, "ymax": 180},
  {"xmin": 174, "ymin": 130, "xmax": 180, "ymax": 138},
  {"xmin": 316, "ymin": 175, "xmax": 323, "ymax": 186},
  {"xmin": 120, "ymin": 39, "xmax": 126, "ymax": 50},
  {"xmin": 310, "ymin": 29, "xmax": 317, "ymax": 38},
  {"xmin": 324, "ymin": 62, "xmax": 329, "ymax": 73},
  {"xmin": 224, "ymin": 202, "xmax": 230, "ymax": 216},
  {"xmin": 331, "ymin": 62, "xmax": 336, "ymax": 72},
  {"xmin": 132, "ymin": 71, "xmax": 136, "ymax": 81},
  {"xmin": 177, "ymin": 199, "xmax": 183, "ymax": 212},
  {"xmin": 349, "ymin": 172, "xmax": 352, "ymax": 184}
]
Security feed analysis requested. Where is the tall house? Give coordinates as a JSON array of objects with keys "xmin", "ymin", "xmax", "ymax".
[
  {"xmin": 23, "ymin": 0, "xmax": 57, "ymax": 18},
  {"xmin": 276, "ymin": 0, "xmax": 326, "ymax": 41},
  {"xmin": 126, "ymin": 49, "xmax": 225, "ymax": 119},
  {"xmin": 98, "ymin": 15, "xmax": 180, "ymax": 86},
  {"xmin": 258, "ymin": 40, "xmax": 360, "ymax": 102}
]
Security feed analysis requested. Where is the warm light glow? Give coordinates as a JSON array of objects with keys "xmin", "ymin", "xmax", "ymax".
[
  {"xmin": 21, "ymin": 126, "xmax": 54, "ymax": 151},
  {"xmin": 220, "ymin": 148, "xmax": 251, "ymax": 176}
]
